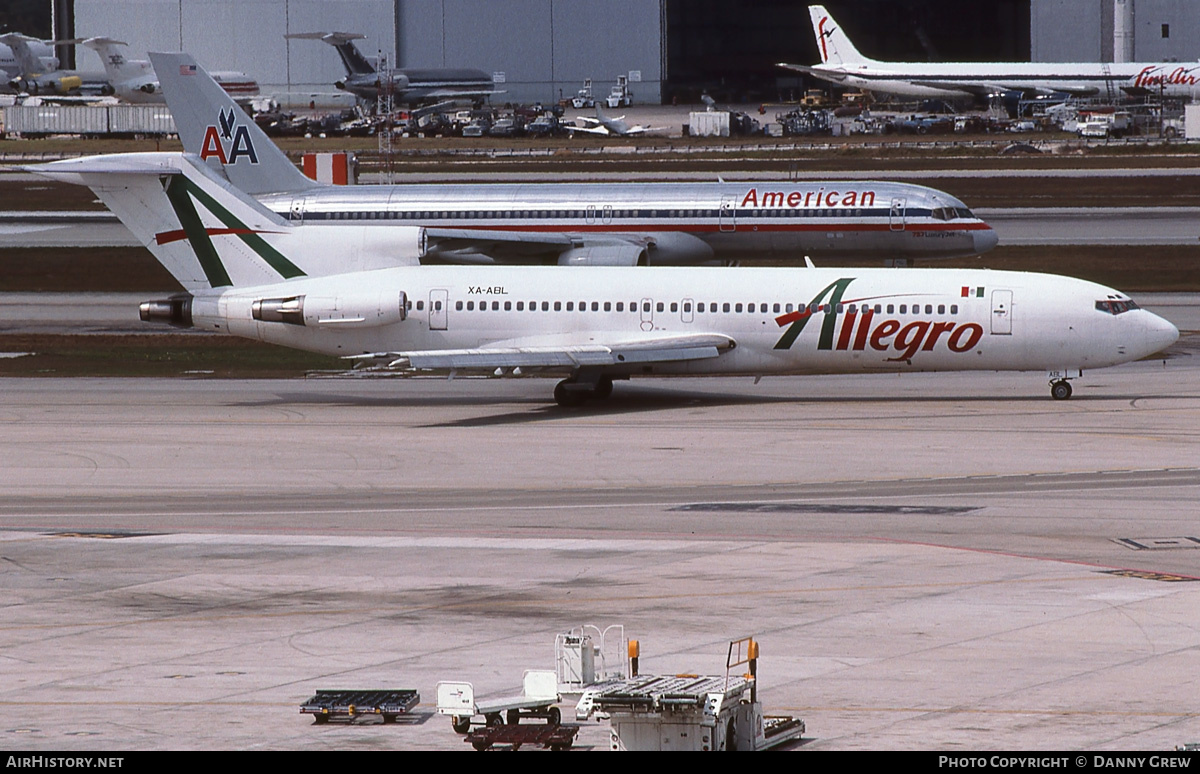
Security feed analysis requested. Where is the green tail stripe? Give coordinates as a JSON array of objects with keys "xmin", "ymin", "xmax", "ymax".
[
  {"xmin": 182, "ymin": 177, "xmax": 306, "ymax": 279},
  {"xmin": 165, "ymin": 175, "xmax": 233, "ymax": 288}
]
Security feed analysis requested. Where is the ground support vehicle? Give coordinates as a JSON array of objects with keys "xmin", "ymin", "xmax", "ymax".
[
  {"xmin": 437, "ymin": 669, "xmax": 562, "ymax": 734},
  {"xmin": 299, "ymin": 689, "xmax": 419, "ymax": 724},
  {"xmin": 462, "ymin": 723, "xmax": 579, "ymax": 751},
  {"xmin": 574, "ymin": 638, "xmax": 805, "ymax": 751}
]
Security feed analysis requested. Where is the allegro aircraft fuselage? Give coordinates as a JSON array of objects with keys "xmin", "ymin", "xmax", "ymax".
[{"xmin": 31, "ymin": 151, "xmax": 1177, "ymax": 405}]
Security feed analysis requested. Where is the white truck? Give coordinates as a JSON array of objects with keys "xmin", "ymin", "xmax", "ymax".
[{"xmin": 1077, "ymin": 110, "xmax": 1131, "ymax": 139}]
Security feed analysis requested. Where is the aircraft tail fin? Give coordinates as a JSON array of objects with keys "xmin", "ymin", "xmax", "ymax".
[
  {"xmin": 808, "ymin": 5, "xmax": 872, "ymax": 65},
  {"xmin": 0, "ymin": 33, "xmax": 43, "ymax": 78},
  {"xmin": 286, "ymin": 32, "xmax": 376, "ymax": 76},
  {"xmin": 70, "ymin": 37, "xmax": 138, "ymax": 82},
  {"xmin": 149, "ymin": 51, "xmax": 318, "ymax": 196},
  {"xmin": 25, "ymin": 152, "xmax": 424, "ymax": 293}
]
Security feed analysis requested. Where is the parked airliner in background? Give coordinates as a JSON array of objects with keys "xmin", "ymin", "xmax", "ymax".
[
  {"xmin": 286, "ymin": 32, "xmax": 500, "ymax": 106},
  {"xmin": 780, "ymin": 5, "xmax": 1200, "ymax": 101},
  {"xmin": 151, "ymin": 52, "xmax": 997, "ymax": 267},
  {"xmin": 568, "ymin": 105, "xmax": 666, "ymax": 137},
  {"xmin": 0, "ymin": 32, "xmax": 107, "ymax": 95},
  {"xmin": 27, "ymin": 151, "xmax": 1177, "ymax": 405},
  {"xmin": 1, "ymin": 34, "xmax": 57, "ymax": 84},
  {"xmin": 62, "ymin": 37, "xmax": 259, "ymax": 102}
]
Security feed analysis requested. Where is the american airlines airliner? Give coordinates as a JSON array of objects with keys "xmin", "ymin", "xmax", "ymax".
[{"xmin": 149, "ymin": 52, "xmax": 998, "ymax": 266}]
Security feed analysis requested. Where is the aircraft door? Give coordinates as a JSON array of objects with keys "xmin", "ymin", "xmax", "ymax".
[
  {"xmin": 586, "ymin": 205, "xmax": 596, "ymax": 224},
  {"xmin": 429, "ymin": 289, "xmax": 448, "ymax": 330},
  {"xmin": 991, "ymin": 289, "xmax": 1012, "ymax": 335},
  {"xmin": 681, "ymin": 297, "xmax": 694, "ymax": 323},
  {"xmin": 889, "ymin": 197, "xmax": 906, "ymax": 231},
  {"xmin": 640, "ymin": 297, "xmax": 654, "ymax": 331},
  {"xmin": 602, "ymin": 205, "xmax": 613, "ymax": 224},
  {"xmin": 289, "ymin": 196, "xmax": 309, "ymax": 222},
  {"xmin": 719, "ymin": 196, "xmax": 737, "ymax": 232}
]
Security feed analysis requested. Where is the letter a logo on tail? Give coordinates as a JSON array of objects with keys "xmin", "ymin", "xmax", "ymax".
[{"xmin": 774, "ymin": 278, "xmax": 854, "ymax": 350}]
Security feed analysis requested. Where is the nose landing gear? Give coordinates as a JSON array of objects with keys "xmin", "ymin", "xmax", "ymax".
[{"xmin": 1050, "ymin": 379, "xmax": 1073, "ymax": 401}]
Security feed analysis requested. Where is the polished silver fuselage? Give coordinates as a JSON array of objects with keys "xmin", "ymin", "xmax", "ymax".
[{"xmin": 264, "ymin": 180, "xmax": 998, "ymax": 263}]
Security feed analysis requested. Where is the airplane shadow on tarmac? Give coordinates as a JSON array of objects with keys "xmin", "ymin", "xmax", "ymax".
[{"xmin": 231, "ymin": 382, "xmax": 1144, "ymax": 430}]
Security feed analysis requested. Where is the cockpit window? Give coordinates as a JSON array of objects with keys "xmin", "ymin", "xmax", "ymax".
[
  {"xmin": 931, "ymin": 207, "xmax": 954, "ymax": 221},
  {"xmin": 1095, "ymin": 299, "xmax": 1140, "ymax": 315},
  {"xmin": 956, "ymin": 207, "xmax": 974, "ymax": 219}
]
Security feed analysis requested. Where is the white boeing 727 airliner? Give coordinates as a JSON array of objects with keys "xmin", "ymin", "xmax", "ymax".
[
  {"xmin": 147, "ymin": 52, "xmax": 997, "ymax": 266},
  {"xmin": 28, "ymin": 152, "xmax": 1177, "ymax": 405},
  {"xmin": 783, "ymin": 5, "xmax": 1200, "ymax": 101}
]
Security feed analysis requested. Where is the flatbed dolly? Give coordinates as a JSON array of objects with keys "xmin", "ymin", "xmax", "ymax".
[
  {"xmin": 463, "ymin": 723, "xmax": 579, "ymax": 751},
  {"xmin": 299, "ymin": 689, "xmax": 420, "ymax": 724}
]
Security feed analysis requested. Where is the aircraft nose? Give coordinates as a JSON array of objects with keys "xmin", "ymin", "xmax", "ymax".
[
  {"xmin": 1145, "ymin": 312, "xmax": 1180, "ymax": 355},
  {"xmin": 972, "ymin": 226, "xmax": 999, "ymax": 255}
]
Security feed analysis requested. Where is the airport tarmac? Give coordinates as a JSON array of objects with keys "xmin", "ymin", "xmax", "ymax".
[{"xmin": 1, "ymin": 352, "xmax": 1198, "ymax": 751}]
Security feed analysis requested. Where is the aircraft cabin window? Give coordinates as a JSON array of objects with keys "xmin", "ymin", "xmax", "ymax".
[
  {"xmin": 567, "ymin": 302, "xmax": 574, "ymax": 311},
  {"xmin": 542, "ymin": 301, "xmax": 549, "ymax": 311},
  {"xmin": 554, "ymin": 302, "xmax": 562, "ymax": 311},
  {"xmin": 456, "ymin": 301, "xmax": 464, "ymax": 311},
  {"xmin": 656, "ymin": 302, "xmax": 665, "ymax": 312},
  {"xmin": 938, "ymin": 304, "xmax": 945, "ymax": 315},
  {"xmin": 683, "ymin": 302, "xmax": 692, "ymax": 313},
  {"xmin": 504, "ymin": 301, "xmax": 512, "ymax": 311},
  {"xmin": 517, "ymin": 301, "xmax": 524, "ymax": 311},
  {"xmin": 434, "ymin": 301, "xmax": 442, "ymax": 311},
  {"xmin": 643, "ymin": 302, "xmax": 651, "ymax": 312},
  {"xmin": 723, "ymin": 303, "xmax": 731, "ymax": 313},
  {"xmin": 416, "ymin": 300, "xmax": 424, "ymax": 311},
  {"xmin": 670, "ymin": 302, "xmax": 678, "ymax": 313},
  {"xmin": 951, "ymin": 304, "xmax": 958, "ymax": 314},
  {"xmin": 925, "ymin": 304, "xmax": 933, "ymax": 314},
  {"xmin": 616, "ymin": 302, "xmax": 624, "ymax": 312}
]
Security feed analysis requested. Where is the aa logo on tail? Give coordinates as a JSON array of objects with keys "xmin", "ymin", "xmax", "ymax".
[{"xmin": 200, "ymin": 107, "xmax": 258, "ymax": 165}]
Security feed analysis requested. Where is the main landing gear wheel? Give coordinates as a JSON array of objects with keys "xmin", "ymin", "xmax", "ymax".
[
  {"xmin": 554, "ymin": 376, "xmax": 614, "ymax": 407},
  {"xmin": 1050, "ymin": 380, "xmax": 1073, "ymax": 400},
  {"xmin": 451, "ymin": 715, "xmax": 471, "ymax": 734},
  {"xmin": 554, "ymin": 379, "xmax": 585, "ymax": 407}
]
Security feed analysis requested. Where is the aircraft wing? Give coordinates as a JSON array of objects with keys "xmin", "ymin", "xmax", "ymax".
[
  {"xmin": 352, "ymin": 332, "xmax": 735, "ymax": 372},
  {"xmin": 908, "ymin": 80, "xmax": 991, "ymax": 97},
  {"xmin": 406, "ymin": 87, "xmax": 504, "ymax": 100},
  {"xmin": 776, "ymin": 61, "xmax": 849, "ymax": 83},
  {"xmin": 567, "ymin": 123, "xmax": 611, "ymax": 135},
  {"xmin": 424, "ymin": 227, "xmax": 574, "ymax": 264},
  {"xmin": 422, "ymin": 228, "xmax": 663, "ymax": 265}
]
